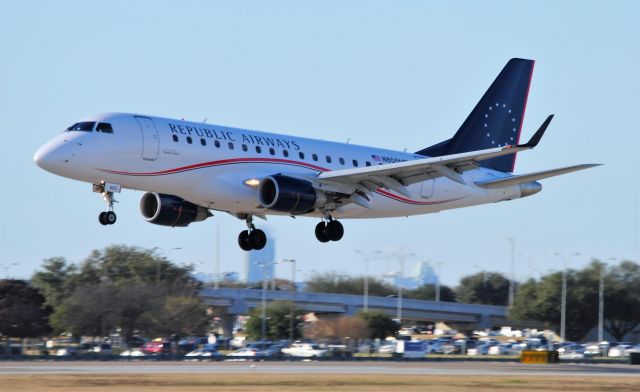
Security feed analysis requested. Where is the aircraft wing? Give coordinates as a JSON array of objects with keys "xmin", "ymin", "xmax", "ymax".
[
  {"xmin": 474, "ymin": 164, "xmax": 601, "ymax": 189},
  {"xmin": 316, "ymin": 115, "xmax": 554, "ymax": 198}
]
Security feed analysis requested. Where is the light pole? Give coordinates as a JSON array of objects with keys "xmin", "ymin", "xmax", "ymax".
[
  {"xmin": 554, "ymin": 252, "xmax": 580, "ymax": 341},
  {"xmin": 355, "ymin": 250, "xmax": 372, "ymax": 312},
  {"xmin": 214, "ymin": 223, "xmax": 221, "ymax": 290},
  {"xmin": 388, "ymin": 249, "xmax": 414, "ymax": 326},
  {"xmin": 435, "ymin": 261, "xmax": 443, "ymax": 302},
  {"xmin": 508, "ymin": 238, "xmax": 515, "ymax": 308},
  {"xmin": 281, "ymin": 259, "xmax": 296, "ymax": 343},
  {"xmin": 598, "ymin": 257, "xmax": 617, "ymax": 342},
  {"xmin": 0, "ymin": 262, "xmax": 18, "ymax": 279},
  {"xmin": 260, "ymin": 264, "xmax": 268, "ymax": 350}
]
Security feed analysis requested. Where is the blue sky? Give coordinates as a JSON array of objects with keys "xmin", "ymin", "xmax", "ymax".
[{"xmin": 1, "ymin": 0, "xmax": 638, "ymax": 285}]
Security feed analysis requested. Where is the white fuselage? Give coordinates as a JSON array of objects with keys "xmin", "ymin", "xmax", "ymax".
[{"xmin": 34, "ymin": 113, "xmax": 523, "ymax": 219}]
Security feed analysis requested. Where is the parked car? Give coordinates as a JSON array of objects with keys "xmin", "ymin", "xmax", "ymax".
[
  {"xmin": 57, "ymin": 342, "xmax": 113, "ymax": 357},
  {"xmin": 378, "ymin": 341, "xmax": 397, "ymax": 354},
  {"xmin": 178, "ymin": 337, "xmax": 208, "ymax": 353},
  {"xmin": 488, "ymin": 343, "xmax": 513, "ymax": 355},
  {"xmin": 281, "ymin": 342, "xmax": 328, "ymax": 358},
  {"xmin": 226, "ymin": 347, "xmax": 260, "ymax": 360},
  {"xmin": 120, "ymin": 348, "xmax": 146, "ymax": 358},
  {"xmin": 185, "ymin": 345, "xmax": 224, "ymax": 360},
  {"xmin": 584, "ymin": 341, "xmax": 610, "ymax": 356},
  {"xmin": 608, "ymin": 344, "xmax": 634, "ymax": 357},
  {"xmin": 141, "ymin": 340, "xmax": 171, "ymax": 355},
  {"xmin": 559, "ymin": 346, "xmax": 586, "ymax": 360}
]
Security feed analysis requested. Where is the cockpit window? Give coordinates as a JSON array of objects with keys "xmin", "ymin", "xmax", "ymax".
[
  {"xmin": 96, "ymin": 123, "xmax": 113, "ymax": 133},
  {"xmin": 66, "ymin": 122, "xmax": 95, "ymax": 132}
]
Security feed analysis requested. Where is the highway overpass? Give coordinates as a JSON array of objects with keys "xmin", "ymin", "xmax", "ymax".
[{"xmin": 200, "ymin": 288, "xmax": 508, "ymax": 336}]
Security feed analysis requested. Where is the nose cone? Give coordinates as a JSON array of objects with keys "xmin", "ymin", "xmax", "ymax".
[{"xmin": 33, "ymin": 138, "xmax": 71, "ymax": 174}]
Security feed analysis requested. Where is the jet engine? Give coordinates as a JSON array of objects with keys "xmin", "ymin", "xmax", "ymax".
[
  {"xmin": 140, "ymin": 192, "xmax": 211, "ymax": 227},
  {"xmin": 258, "ymin": 175, "xmax": 326, "ymax": 214}
]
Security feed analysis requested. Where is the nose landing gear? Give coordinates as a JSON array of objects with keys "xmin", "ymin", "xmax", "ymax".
[
  {"xmin": 237, "ymin": 215, "xmax": 267, "ymax": 251},
  {"xmin": 93, "ymin": 182, "xmax": 120, "ymax": 226}
]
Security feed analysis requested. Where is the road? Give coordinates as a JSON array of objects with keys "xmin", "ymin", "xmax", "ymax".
[{"xmin": 1, "ymin": 361, "xmax": 639, "ymax": 377}]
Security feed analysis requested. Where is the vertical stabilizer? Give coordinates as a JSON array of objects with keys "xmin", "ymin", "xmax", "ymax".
[{"xmin": 416, "ymin": 58, "xmax": 535, "ymax": 173}]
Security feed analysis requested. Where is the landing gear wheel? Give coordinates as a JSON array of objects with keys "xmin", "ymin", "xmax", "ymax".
[
  {"xmin": 326, "ymin": 220, "xmax": 344, "ymax": 241},
  {"xmin": 105, "ymin": 211, "xmax": 117, "ymax": 225},
  {"xmin": 249, "ymin": 229, "xmax": 267, "ymax": 250},
  {"xmin": 315, "ymin": 222, "xmax": 330, "ymax": 243},
  {"xmin": 238, "ymin": 230, "xmax": 252, "ymax": 251},
  {"xmin": 99, "ymin": 212, "xmax": 108, "ymax": 225}
]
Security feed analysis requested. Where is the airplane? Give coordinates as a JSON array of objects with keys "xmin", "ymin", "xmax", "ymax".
[{"xmin": 34, "ymin": 58, "xmax": 598, "ymax": 251}]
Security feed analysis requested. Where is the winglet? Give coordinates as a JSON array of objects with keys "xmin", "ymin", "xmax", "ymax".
[{"xmin": 519, "ymin": 114, "xmax": 554, "ymax": 148}]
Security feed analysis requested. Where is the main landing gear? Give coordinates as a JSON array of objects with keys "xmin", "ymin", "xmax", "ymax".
[
  {"xmin": 94, "ymin": 182, "xmax": 119, "ymax": 226},
  {"xmin": 238, "ymin": 215, "xmax": 267, "ymax": 251},
  {"xmin": 315, "ymin": 216, "xmax": 344, "ymax": 243}
]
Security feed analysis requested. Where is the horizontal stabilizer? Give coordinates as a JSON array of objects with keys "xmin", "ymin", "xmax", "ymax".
[{"xmin": 475, "ymin": 164, "xmax": 601, "ymax": 189}]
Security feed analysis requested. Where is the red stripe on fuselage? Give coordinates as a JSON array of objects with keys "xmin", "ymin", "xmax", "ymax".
[{"xmin": 98, "ymin": 157, "xmax": 463, "ymax": 206}]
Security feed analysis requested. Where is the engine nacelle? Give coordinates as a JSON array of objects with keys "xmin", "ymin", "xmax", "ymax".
[
  {"xmin": 258, "ymin": 175, "xmax": 326, "ymax": 214},
  {"xmin": 140, "ymin": 192, "xmax": 210, "ymax": 227}
]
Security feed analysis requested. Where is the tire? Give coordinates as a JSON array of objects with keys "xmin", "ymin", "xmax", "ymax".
[
  {"xmin": 105, "ymin": 211, "xmax": 117, "ymax": 225},
  {"xmin": 325, "ymin": 220, "xmax": 344, "ymax": 241},
  {"xmin": 238, "ymin": 230, "xmax": 252, "ymax": 251},
  {"xmin": 249, "ymin": 229, "xmax": 267, "ymax": 250},
  {"xmin": 99, "ymin": 212, "xmax": 108, "ymax": 225},
  {"xmin": 314, "ymin": 222, "xmax": 329, "ymax": 243}
]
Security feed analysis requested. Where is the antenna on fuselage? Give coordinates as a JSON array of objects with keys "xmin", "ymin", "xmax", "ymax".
[
  {"xmin": 346, "ymin": 138, "xmax": 351, "ymax": 144},
  {"xmin": 203, "ymin": 118, "xmax": 208, "ymax": 123}
]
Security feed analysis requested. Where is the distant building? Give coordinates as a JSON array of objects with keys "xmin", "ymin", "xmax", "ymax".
[
  {"xmin": 243, "ymin": 230, "xmax": 275, "ymax": 284},
  {"xmin": 388, "ymin": 260, "xmax": 438, "ymax": 289}
]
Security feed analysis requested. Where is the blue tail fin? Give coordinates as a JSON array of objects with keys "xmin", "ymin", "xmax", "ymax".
[{"xmin": 416, "ymin": 58, "xmax": 535, "ymax": 173}]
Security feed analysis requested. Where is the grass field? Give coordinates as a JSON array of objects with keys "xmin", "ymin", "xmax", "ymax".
[{"xmin": 1, "ymin": 374, "xmax": 639, "ymax": 392}]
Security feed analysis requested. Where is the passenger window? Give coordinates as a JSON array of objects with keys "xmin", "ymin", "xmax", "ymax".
[
  {"xmin": 96, "ymin": 123, "xmax": 113, "ymax": 133},
  {"xmin": 214, "ymin": 140, "xmax": 220, "ymax": 148},
  {"xmin": 228, "ymin": 142, "xmax": 234, "ymax": 150},
  {"xmin": 283, "ymin": 150, "xmax": 289, "ymax": 157},
  {"xmin": 269, "ymin": 147, "xmax": 275, "ymax": 155},
  {"xmin": 242, "ymin": 144, "xmax": 248, "ymax": 152},
  {"xmin": 366, "ymin": 161, "xmax": 371, "ymax": 167},
  {"xmin": 326, "ymin": 156, "xmax": 332, "ymax": 163},
  {"xmin": 201, "ymin": 138, "xmax": 207, "ymax": 146},
  {"xmin": 172, "ymin": 135, "xmax": 179, "ymax": 142},
  {"xmin": 312, "ymin": 154, "xmax": 318, "ymax": 161},
  {"xmin": 256, "ymin": 146, "xmax": 262, "ymax": 153},
  {"xmin": 339, "ymin": 157, "xmax": 345, "ymax": 165},
  {"xmin": 186, "ymin": 136, "xmax": 193, "ymax": 144},
  {"xmin": 67, "ymin": 122, "xmax": 95, "ymax": 132},
  {"xmin": 299, "ymin": 152, "xmax": 305, "ymax": 160},
  {"xmin": 352, "ymin": 159, "xmax": 358, "ymax": 167}
]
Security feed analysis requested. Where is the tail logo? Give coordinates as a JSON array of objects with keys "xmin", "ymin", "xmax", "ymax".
[{"xmin": 484, "ymin": 102, "xmax": 520, "ymax": 147}]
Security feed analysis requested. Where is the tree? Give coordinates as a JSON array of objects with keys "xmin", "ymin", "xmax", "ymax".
[
  {"xmin": 0, "ymin": 280, "xmax": 51, "ymax": 340},
  {"xmin": 358, "ymin": 311, "xmax": 398, "ymax": 339},
  {"xmin": 455, "ymin": 272, "xmax": 509, "ymax": 306},
  {"xmin": 149, "ymin": 296, "xmax": 209, "ymax": 338},
  {"xmin": 405, "ymin": 284, "xmax": 456, "ymax": 302},
  {"xmin": 509, "ymin": 260, "xmax": 640, "ymax": 341},
  {"xmin": 305, "ymin": 272, "xmax": 395, "ymax": 297},
  {"xmin": 31, "ymin": 257, "xmax": 77, "ymax": 308},
  {"xmin": 244, "ymin": 301, "xmax": 305, "ymax": 341},
  {"xmin": 35, "ymin": 245, "xmax": 207, "ymax": 341},
  {"xmin": 602, "ymin": 261, "xmax": 640, "ymax": 341}
]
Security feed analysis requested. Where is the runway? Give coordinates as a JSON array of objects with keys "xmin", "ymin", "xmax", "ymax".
[{"xmin": 2, "ymin": 361, "xmax": 639, "ymax": 377}]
